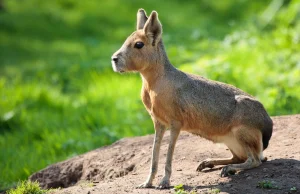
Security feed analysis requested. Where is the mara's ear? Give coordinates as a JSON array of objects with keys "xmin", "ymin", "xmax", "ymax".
[
  {"xmin": 137, "ymin": 9, "xmax": 148, "ymax": 30},
  {"xmin": 143, "ymin": 11, "xmax": 162, "ymax": 46}
]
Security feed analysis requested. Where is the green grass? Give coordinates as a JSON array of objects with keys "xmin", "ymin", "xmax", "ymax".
[
  {"xmin": 173, "ymin": 184, "xmax": 196, "ymax": 194},
  {"xmin": 6, "ymin": 181, "xmax": 54, "ymax": 194},
  {"xmin": 257, "ymin": 180, "xmax": 279, "ymax": 189},
  {"xmin": 206, "ymin": 188, "xmax": 221, "ymax": 194},
  {"xmin": 290, "ymin": 186, "xmax": 297, "ymax": 192},
  {"xmin": 0, "ymin": 0, "xmax": 299, "ymax": 191}
]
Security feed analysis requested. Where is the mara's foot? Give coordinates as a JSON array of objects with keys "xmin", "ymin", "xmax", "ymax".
[
  {"xmin": 157, "ymin": 178, "xmax": 170, "ymax": 189},
  {"xmin": 220, "ymin": 165, "xmax": 236, "ymax": 177},
  {"xmin": 136, "ymin": 181, "xmax": 152, "ymax": 189}
]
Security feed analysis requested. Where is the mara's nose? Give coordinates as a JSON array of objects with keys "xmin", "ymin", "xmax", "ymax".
[{"xmin": 112, "ymin": 56, "xmax": 118, "ymax": 63}]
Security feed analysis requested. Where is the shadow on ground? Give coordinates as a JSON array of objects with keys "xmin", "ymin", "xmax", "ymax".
[{"xmin": 180, "ymin": 159, "xmax": 300, "ymax": 194}]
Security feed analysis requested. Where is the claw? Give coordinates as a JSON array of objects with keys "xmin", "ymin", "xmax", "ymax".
[
  {"xmin": 220, "ymin": 166, "xmax": 228, "ymax": 177},
  {"xmin": 196, "ymin": 160, "xmax": 214, "ymax": 171},
  {"xmin": 157, "ymin": 179, "xmax": 170, "ymax": 189}
]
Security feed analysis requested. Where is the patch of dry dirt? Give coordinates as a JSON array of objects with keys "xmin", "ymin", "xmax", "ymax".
[{"xmin": 30, "ymin": 115, "xmax": 300, "ymax": 194}]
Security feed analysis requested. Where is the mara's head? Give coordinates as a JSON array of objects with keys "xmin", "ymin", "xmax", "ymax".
[{"xmin": 111, "ymin": 9, "xmax": 164, "ymax": 73}]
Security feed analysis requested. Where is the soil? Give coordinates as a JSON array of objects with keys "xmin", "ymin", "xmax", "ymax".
[{"xmin": 30, "ymin": 114, "xmax": 300, "ymax": 194}]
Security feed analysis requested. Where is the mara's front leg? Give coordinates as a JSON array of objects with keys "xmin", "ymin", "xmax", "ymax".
[
  {"xmin": 137, "ymin": 120, "xmax": 166, "ymax": 188},
  {"xmin": 157, "ymin": 124, "xmax": 181, "ymax": 189}
]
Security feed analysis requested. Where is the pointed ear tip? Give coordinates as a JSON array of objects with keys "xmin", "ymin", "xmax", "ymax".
[
  {"xmin": 150, "ymin": 11, "xmax": 158, "ymax": 17},
  {"xmin": 138, "ymin": 8, "xmax": 145, "ymax": 13}
]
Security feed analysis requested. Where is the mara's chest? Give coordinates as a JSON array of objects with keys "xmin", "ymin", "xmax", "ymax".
[{"xmin": 141, "ymin": 89, "xmax": 173, "ymax": 126}]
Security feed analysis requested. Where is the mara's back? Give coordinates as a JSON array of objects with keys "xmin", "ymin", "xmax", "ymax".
[{"xmin": 164, "ymin": 68, "xmax": 270, "ymax": 139}]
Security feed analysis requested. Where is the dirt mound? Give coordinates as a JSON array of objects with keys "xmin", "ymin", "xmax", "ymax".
[{"xmin": 30, "ymin": 115, "xmax": 300, "ymax": 194}]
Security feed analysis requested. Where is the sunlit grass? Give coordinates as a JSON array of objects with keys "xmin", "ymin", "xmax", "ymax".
[
  {"xmin": 5, "ymin": 180, "xmax": 57, "ymax": 194},
  {"xmin": 0, "ymin": 72, "xmax": 151, "ymax": 189}
]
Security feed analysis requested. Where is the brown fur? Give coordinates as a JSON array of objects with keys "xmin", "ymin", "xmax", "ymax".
[{"xmin": 111, "ymin": 9, "xmax": 273, "ymax": 189}]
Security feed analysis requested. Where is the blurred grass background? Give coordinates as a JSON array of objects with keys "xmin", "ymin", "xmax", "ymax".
[{"xmin": 0, "ymin": 0, "xmax": 299, "ymax": 190}]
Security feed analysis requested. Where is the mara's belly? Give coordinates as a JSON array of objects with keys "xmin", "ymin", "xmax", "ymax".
[
  {"xmin": 181, "ymin": 112, "xmax": 233, "ymax": 137},
  {"xmin": 182, "ymin": 127, "xmax": 227, "ymax": 143},
  {"xmin": 183, "ymin": 127, "xmax": 247, "ymax": 160}
]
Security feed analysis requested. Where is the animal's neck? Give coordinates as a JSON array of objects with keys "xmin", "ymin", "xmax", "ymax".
[{"xmin": 140, "ymin": 41, "xmax": 174, "ymax": 89}]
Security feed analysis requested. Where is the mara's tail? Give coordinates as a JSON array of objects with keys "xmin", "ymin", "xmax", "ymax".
[{"xmin": 262, "ymin": 117, "xmax": 273, "ymax": 150}]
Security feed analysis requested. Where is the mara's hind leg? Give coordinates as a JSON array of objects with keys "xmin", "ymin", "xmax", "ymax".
[
  {"xmin": 220, "ymin": 127, "xmax": 263, "ymax": 177},
  {"xmin": 196, "ymin": 149, "xmax": 244, "ymax": 171},
  {"xmin": 220, "ymin": 148, "xmax": 262, "ymax": 177}
]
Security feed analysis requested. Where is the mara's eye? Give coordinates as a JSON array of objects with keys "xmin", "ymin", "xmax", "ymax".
[{"xmin": 134, "ymin": 42, "xmax": 144, "ymax": 49}]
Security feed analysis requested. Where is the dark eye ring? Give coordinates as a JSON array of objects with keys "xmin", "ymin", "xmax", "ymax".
[{"xmin": 134, "ymin": 42, "xmax": 144, "ymax": 49}]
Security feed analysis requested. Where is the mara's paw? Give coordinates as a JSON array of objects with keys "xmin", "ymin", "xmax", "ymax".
[
  {"xmin": 220, "ymin": 165, "xmax": 236, "ymax": 177},
  {"xmin": 136, "ymin": 181, "xmax": 152, "ymax": 189},
  {"xmin": 196, "ymin": 159, "xmax": 215, "ymax": 171},
  {"xmin": 157, "ymin": 179, "xmax": 170, "ymax": 189}
]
